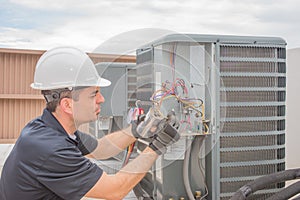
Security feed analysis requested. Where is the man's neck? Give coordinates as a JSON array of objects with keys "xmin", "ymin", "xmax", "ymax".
[{"xmin": 52, "ymin": 111, "xmax": 77, "ymax": 135}]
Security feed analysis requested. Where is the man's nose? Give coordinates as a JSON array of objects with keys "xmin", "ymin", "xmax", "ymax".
[{"xmin": 96, "ymin": 92, "xmax": 105, "ymax": 103}]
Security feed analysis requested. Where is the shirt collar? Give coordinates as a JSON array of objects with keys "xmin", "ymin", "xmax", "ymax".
[
  {"xmin": 40, "ymin": 109, "xmax": 80, "ymax": 144},
  {"xmin": 41, "ymin": 108, "xmax": 69, "ymax": 135}
]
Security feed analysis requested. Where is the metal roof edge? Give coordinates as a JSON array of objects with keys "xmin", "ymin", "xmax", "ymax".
[
  {"xmin": 0, "ymin": 47, "xmax": 46, "ymax": 55},
  {"xmin": 95, "ymin": 62, "xmax": 136, "ymax": 68},
  {"xmin": 138, "ymin": 33, "xmax": 287, "ymax": 48}
]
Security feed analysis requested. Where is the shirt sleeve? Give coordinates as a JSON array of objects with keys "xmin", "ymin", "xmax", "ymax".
[
  {"xmin": 76, "ymin": 131, "xmax": 98, "ymax": 155},
  {"xmin": 37, "ymin": 146, "xmax": 103, "ymax": 199}
]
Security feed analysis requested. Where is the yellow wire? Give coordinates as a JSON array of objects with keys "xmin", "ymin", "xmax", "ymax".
[
  {"xmin": 159, "ymin": 94, "xmax": 176, "ymax": 105},
  {"xmin": 203, "ymin": 123, "xmax": 209, "ymax": 134}
]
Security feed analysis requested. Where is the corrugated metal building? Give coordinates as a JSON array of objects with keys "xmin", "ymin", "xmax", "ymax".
[{"xmin": 0, "ymin": 48, "xmax": 135, "ymax": 143}]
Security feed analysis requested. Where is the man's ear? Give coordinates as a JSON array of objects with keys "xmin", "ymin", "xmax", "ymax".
[{"xmin": 59, "ymin": 98, "xmax": 73, "ymax": 115}]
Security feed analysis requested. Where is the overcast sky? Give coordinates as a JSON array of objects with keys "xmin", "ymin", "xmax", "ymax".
[{"xmin": 0, "ymin": 0, "xmax": 300, "ymax": 52}]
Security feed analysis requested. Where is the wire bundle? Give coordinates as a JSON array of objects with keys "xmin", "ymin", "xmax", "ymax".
[
  {"xmin": 150, "ymin": 79, "xmax": 205, "ymax": 132},
  {"xmin": 122, "ymin": 142, "xmax": 135, "ymax": 167}
]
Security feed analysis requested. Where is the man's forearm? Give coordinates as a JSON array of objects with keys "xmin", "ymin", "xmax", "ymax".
[
  {"xmin": 92, "ymin": 125, "xmax": 136, "ymax": 159},
  {"xmin": 112, "ymin": 147, "xmax": 158, "ymax": 198},
  {"xmin": 85, "ymin": 147, "xmax": 158, "ymax": 200}
]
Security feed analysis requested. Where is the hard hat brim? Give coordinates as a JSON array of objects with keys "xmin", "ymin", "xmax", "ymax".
[
  {"xmin": 98, "ymin": 77, "xmax": 111, "ymax": 87},
  {"xmin": 30, "ymin": 77, "xmax": 111, "ymax": 90}
]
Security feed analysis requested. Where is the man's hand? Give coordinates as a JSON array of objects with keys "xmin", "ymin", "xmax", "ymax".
[
  {"xmin": 148, "ymin": 111, "xmax": 180, "ymax": 155},
  {"xmin": 131, "ymin": 114, "xmax": 146, "ymax": 138},
  {"xmin": 131, "ymin": 107, "xmax": 165, "ymax": 139}
]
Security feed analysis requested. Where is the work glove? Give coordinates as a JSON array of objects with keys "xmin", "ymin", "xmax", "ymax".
[
  {"xmin": 131, "ymin": 114, "xmax": 146, "ymax": 138},
  {"xmin": 148, "ymin": 111, "xmax": 180, "ymax": 155},
  {"xmin": 131, "ymin": 107, "xmax": 166, "ymax": 139}
]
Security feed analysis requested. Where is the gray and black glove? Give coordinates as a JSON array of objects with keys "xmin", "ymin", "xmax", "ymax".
[
  {"xmin": 148, "ymin": 111, "xmax": 180, "ymax": 155},
  {"xmin": 131, "ymin": 114, "xmax": 146, "ymax": 138},
  {"xmin": 131, "ymin": 107, "xmax": 165, "ymax": 139}
]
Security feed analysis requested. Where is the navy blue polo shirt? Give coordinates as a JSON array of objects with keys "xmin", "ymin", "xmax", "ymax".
[{"xmin": 0, "ymin": 109, "xmax": 103, "ymax": 200}]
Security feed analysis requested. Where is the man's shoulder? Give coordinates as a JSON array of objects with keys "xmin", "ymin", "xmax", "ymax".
[
  {"xmin": 20, "ymin": 116, "xmax": 64, "ymax": 139},
  {"xmin": 17, "ymin": 118, "xmax": 69, "ymax": 153},
  {"xmin": 21, "ymin": 116, "xmax": 44, "ymax": 133}
]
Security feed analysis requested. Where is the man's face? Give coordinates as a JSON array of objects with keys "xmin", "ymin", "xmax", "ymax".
[{"xmin": 72, "ymin": 86, "xmax": 105, "ymax": 125}]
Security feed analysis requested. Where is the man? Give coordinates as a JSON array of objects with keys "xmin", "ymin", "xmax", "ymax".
[{"xmin": 0, "ymin": 47, "xmax": 180, "ymax": 200}]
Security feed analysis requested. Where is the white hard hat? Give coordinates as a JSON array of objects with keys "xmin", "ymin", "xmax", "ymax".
[{"xmin": 31, "ymin": 46, "xmax": 111, "ymax": 90}]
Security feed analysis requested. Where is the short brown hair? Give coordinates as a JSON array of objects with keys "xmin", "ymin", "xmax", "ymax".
[{"xmin": 41, "ymin": 88, "xmax": 81, "ymax": 112}]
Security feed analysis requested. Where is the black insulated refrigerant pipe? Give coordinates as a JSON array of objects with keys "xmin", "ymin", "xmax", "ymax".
[
  {"xmin": 266, "ymin": 180, "xmax": 300, "ymax": 200},
  {"xmin": 230, "ymin": 168, "xmax": 300, "ymax": 200}
]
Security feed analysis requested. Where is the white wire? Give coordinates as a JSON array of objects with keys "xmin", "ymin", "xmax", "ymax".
[{"xmin": 198, "ymin": 143, "xmax": 209, "ymax": 200}]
